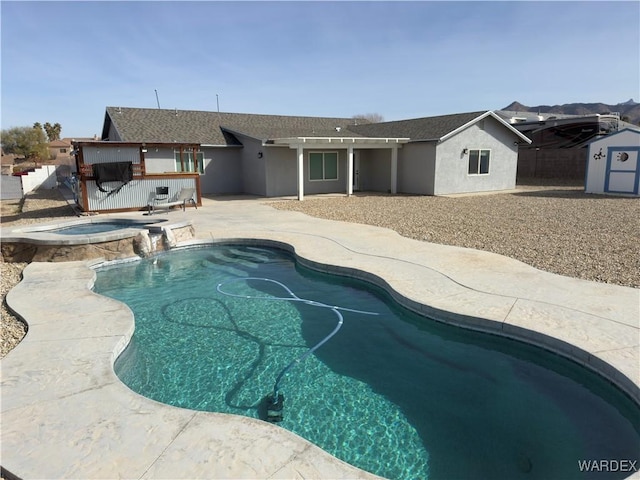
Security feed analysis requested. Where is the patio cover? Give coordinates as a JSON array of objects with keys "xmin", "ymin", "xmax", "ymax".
[{"xmin": 270, "ymin": 136, "xmax": 410, "ymax": 200}]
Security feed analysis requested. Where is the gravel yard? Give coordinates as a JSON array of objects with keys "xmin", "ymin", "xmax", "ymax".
[
  {"xmin": 269, "ymin": 187, "xmax": 640, "ymax": 288},
  {"xmin": 1, "ymin": 185, "xmax": 638, "ymax": 358}
]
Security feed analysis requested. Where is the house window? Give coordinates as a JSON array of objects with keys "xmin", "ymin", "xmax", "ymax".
[
  {"xmin": 468, "ymin": 149, "xmax": 490, "ymax": 175},
  {"xmin": 174, "ymin": 150, "xmax": 204, "ymax": 174},
  {"xmin": 59, "ymin": 148, "xmax": 67, "ymax": 153},
  {"xmin": 309, "ymin": 152, "xmax": 338, "ymax": 181}
]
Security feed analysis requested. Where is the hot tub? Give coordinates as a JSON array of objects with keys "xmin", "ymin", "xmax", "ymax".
[{"xmin": 0, "ymin": 218, "xmax": 195, "ymax": 263}]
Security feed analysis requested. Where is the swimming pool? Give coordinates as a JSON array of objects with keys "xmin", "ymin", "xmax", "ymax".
[{"xmin": 95, "ymin": 245, "xmax": 640, "ymax": 480}]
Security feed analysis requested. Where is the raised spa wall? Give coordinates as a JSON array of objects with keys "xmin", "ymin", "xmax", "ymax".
[{"xmin": 0, "ymin": 220, "xmax": 196, "ymax": 263}]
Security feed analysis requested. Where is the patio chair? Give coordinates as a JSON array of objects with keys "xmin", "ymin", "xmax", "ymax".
[{"xmin": 147, "ymin": 187, "xmax": 197, "ymax": 215}]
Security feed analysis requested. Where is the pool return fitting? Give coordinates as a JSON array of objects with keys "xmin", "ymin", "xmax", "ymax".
[{"xmin": 216, "ymin": 277, "xmax": 378, "ymax": 423}]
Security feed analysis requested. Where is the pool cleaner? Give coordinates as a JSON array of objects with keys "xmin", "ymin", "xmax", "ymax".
[
  {"xmin": 217, "ymin": 277, "xmax": 378, "ymax": 423},
  {"xmin": 265, "ymin": 392, "xmax": 284, "ymax": 423}
]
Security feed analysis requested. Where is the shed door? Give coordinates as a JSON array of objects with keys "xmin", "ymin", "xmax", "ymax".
[{"xmin": 605, "ymin": 147, "xmax": 640, "ymax": 195}]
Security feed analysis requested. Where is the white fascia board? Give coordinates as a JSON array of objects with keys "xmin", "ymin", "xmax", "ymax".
[
  {"xmin": 488, "ymin": 111, "xmax": 533, "ymax": 144},
  {"xmin": 200, "ymin": 144, "xmax": 242, "ymax": 148},
  {"xmin": 272, "ymin": 137, "xmax": 410, "ymax": 147},
  {"xmin": 439, "ymin": 111, "xmax": 532, "ymax": 144}
]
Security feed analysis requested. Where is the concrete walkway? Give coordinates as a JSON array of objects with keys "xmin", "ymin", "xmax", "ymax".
[{"xmin": 1, "ymin": 195, "xmax": 639, "ymax": 479}]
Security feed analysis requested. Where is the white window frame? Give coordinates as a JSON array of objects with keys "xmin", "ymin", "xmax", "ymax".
[
  {"xmin": 468, "ymin": 149, "xmax": 491, "ymax": 175},
  {"xmin": 308, "ymin": 151, "xmax": 339, "ymax": 181},
  {"xmin": 174, "ymin": 149, "xmax": 205, "ymax": 174}
]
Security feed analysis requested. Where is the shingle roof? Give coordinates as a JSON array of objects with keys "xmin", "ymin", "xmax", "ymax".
[
  {"xmin": 348, "ymin": 111, "xmax": 488, "ymax": 141},
  {"xmin": 103, "ymin": 107, "xmax": 511, "ymax": 145},
  {"xmin": 103, "ymin": 107, "xmax": 365, "ymax": 144},
  {"xmin": 48, "ymin": 139, "xmax": 72, "ymax": 147}
]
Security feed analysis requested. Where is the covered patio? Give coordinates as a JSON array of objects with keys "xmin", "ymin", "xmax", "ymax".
[{"xmin": 270, "ymin": 136, "xmax": 410, "ymax": 200}]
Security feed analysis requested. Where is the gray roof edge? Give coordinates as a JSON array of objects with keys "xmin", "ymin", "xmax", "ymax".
[
  {"xmin": 439, "ymin": 111, "xmax": 532, "ymax": 144},
  {"xmin": 105, "ymin": 106, "xmax": 357, "ymax": 123}
]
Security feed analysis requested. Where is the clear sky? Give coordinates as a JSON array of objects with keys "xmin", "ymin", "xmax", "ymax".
[{"xmin": 1, "ymin": 1, "xmax": 639, "ymax": 138}]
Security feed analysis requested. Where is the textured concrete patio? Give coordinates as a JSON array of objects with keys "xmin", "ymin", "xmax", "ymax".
[{"xmin": 1, "ymin": 195, "xmax": 638, "ymax": 479}]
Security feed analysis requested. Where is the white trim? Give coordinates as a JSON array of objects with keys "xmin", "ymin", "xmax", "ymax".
[
  {"xmin": 347, "ymin": 145, "xmax": 354, "ymax": 196},
  {"xmin": 297, "ymin": 146, "xmax": 304, "ymax": 201},
  {"xmin": 273, "ymin": 137, "xmax": 410, "ymax": 148},
  {"xmin": 440, "ymin": 111, "xmax": 532, "ymax": 144},
  {"xmin": 173, "ymin": 149, "xmax": 205, "ymax": 174},
  {"xmin": 467, "ymin": 148, "xmax": 491, "ymax": 176}
]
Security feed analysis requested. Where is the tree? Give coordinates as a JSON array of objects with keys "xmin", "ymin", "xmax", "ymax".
[
  {"xmin": 43, "ymin": 122, "xmax": 62, "ymax": 141},
  {"xmin": 1, "ymin": 126, "xmax": 49, "ymax": 160},
  {"xmin": 352, "ymin": 113, "xmax": 384, "ymax": 124}
]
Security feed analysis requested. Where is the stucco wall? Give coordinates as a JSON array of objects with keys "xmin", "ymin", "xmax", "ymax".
[
  {"xmin": 364, "ymin": 149, "xmax": 392, "ymax": 192},
  {"xmin": 266, "ymin": 148, "xmax": 297, "ymax": 197},
  {"xmin": 234, "ymin": 134, "xmax": 266, "ymax": 196},
  {"xmin": 201, "ymin": 147, "xmax": 243, "ymax": 195},
  {"xmin": 397, "ymin": 143, "xmax": 436, "ymax": 195},
  {"xmin": 433, "ymin": 117, "xmax": 519, "ymax": 195},
  {"xmin": 144, "ymin": 146, "xmax": 242, "ymax": 195}
]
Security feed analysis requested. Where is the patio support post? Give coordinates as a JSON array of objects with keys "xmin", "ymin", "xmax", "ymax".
[
  {"xmin": 297, "ymin": 145, "xmax": 304, "ymax": 201},
  {"xmin": 347, "ymin": 145, "xmax": 354, "ymax": 196},
  {"xmin": 391, "ymin": 146, "xmax": 398, "ymax": 194}
]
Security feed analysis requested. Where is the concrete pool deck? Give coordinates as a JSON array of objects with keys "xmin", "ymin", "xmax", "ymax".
[{"xmin": 1, "ymin": 195, "xmax": 639, "ymax": 479}]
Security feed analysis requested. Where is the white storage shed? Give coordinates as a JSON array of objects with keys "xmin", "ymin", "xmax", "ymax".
[{"xmin": 585, "ymin": 129, "xmax": 640, "ymax": 196}]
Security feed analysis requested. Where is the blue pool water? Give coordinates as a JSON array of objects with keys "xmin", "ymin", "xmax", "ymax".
[
  {"xmin": 94, "ymin": 245, "xmax": 640, "ymax": 480},
  {"xmin": 45, "ymin": 220, "xmax": 155, "ymax": 235}
]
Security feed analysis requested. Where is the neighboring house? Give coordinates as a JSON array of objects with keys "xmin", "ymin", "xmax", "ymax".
[
  {"xmin": 48, "ymin": 139, "xmax": 73, "ymax": 159},
  {"xmin": 585, "ymin": 128, "xmax": 640, "ymax": 196},
  {"xmin": 71, "ymin": 107, "xmax": 530, "ymax": 213}
]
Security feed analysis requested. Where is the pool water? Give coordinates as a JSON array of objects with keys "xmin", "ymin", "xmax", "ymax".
[
  {"xmin": 51, "ymin": 221, "xmax": 151, "ymax": 235},
  {"xmin": 95, "ymin": 245, "xmax": 640, "ymax": 480}
]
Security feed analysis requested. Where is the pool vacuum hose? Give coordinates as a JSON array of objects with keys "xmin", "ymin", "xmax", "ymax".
[{"xmin": 216, "ymin": 277, "xmax": 378, "ymax": 422}]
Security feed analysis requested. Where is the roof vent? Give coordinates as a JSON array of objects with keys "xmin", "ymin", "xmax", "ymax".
[
  {"xmin": 117, "ymin": 107, "xmax": 122, "ymax": 114},
  {"xmin": 336, "ymin": 126, "xmax": 341, "ymax": 132}
]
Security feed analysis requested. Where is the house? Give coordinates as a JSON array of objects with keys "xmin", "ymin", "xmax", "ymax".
[
  {"xmin": 348, "ymin": 110, "xmax": 531, "ymax": 195},
  {"xmin": 585, "ymin": 128, "xmax": 640, "ymax": 196},
  {"xmin": 48, "ymin": 139, "xmax": 73, "ymax": 160},
  {"xmin": 71, "ymin": 107, "xmax": 530, "ymax": 213}
]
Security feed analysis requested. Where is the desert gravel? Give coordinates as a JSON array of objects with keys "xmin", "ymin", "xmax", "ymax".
[
  {"xmin": 269, "ymin": 187, "xmax": 639, "ymax": 288},
  {"xmin": 1, "ymin": 185, "xmax": 638, "ymax": 358}
]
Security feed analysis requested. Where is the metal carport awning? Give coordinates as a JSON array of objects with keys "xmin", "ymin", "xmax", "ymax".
[{"xmin": 270, "ymin": 137, "xmax": 410, "ymax": 200}]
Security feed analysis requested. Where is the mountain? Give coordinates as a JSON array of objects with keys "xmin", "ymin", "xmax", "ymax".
[{"xmin": 502, "ymin": 100, "xmax": 640, "ymax": 125}]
